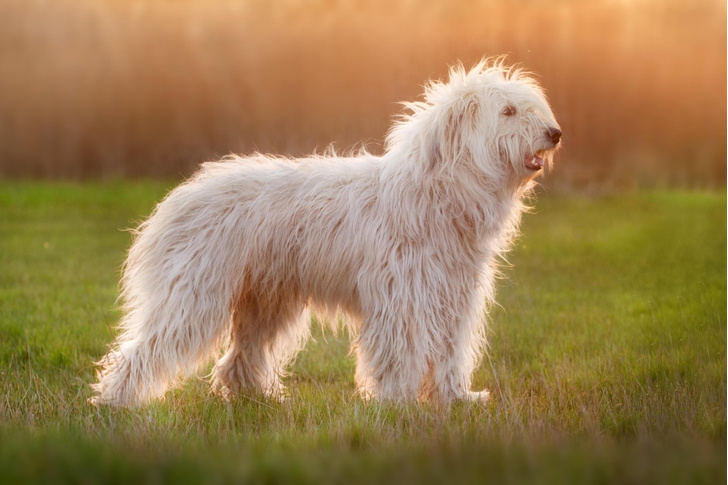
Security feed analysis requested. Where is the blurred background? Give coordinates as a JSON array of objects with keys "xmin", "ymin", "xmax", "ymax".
[{"xmin": 0, "ymin": 0, "xmax": 725, "ymax": 189}]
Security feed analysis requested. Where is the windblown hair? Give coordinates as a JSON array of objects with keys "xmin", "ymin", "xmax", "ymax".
[{"xmin": 91, "ymin": 58, "xmax": 561, "ymax": 407}]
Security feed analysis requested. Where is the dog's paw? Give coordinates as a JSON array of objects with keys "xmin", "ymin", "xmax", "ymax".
[
  {"xmin": 214, "ymin": 384, "xmax": 290, "ymax": 404},
  {"xmin": 215, "ymin": 385, "xmax": 236, "ymax": 402},
  {"xmin": 265, "ymin": 386, "xmax": 290, "ymax": 403},
  {"xmin": 464, "ymin": 389, "xmax": 491, "ymax": 403}
]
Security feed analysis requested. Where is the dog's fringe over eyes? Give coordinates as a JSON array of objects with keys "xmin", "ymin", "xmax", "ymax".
[{"xmin": 90, "ymin": 57, "xmax": 561, "ymax": 407}]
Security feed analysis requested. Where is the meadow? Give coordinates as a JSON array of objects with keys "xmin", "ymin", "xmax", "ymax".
[{"xmin": 0, "ymin": 182, "xmax": 724, "ymax": 483}]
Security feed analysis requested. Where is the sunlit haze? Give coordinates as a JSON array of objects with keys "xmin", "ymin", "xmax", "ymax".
[{"xmin": 0, "ymin": 0, "xmax": 724, "ymax": 187}]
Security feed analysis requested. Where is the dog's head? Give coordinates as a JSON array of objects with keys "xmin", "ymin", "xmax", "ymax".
[{"xmin": 388, "ymin": 58, "xmax": 561, "ymax": 190}]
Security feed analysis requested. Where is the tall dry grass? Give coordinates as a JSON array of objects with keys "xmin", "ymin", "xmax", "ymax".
[{"xmin": 0, "ymin": 0, "xmax": 725, "ymax": 187}]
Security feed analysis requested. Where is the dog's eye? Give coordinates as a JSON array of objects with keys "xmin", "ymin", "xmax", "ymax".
[{"xmin": 502, "ymin": 106, "xmax": 516, "ymax": 116}]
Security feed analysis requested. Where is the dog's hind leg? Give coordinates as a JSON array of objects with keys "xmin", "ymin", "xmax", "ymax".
[
  {"xmin": 212, "ymin": 289, "xmax": 309, "ymax": 401},
  {"xmin": 90, "ymin": 290, "xmax": 231, "ymax": 407}
]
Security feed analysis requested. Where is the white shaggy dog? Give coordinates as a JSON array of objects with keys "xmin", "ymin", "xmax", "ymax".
[{"xmin": 90, "ymin": 59, "xmax": 561, "ymax": 407}]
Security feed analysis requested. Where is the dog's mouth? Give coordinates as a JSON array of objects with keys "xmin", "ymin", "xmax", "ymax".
[{"xmin": 524, "ymin": 152, "xmax": 545, "ymax": 171}]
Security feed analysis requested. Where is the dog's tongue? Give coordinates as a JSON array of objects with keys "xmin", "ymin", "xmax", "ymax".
[{"xmin": 525, "ymin": 156, "xmax": 544, "ymax": 170}]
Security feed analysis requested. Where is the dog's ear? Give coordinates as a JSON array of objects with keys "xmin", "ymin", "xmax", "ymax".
[{"xmin": 426, "ymin": 96, "xmax": 479, "ymax": 173}]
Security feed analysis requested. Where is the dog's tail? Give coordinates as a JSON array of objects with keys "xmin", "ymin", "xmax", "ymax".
[{"xmin": 90, "ymin": 173, "xmax": 246, "ymax": 407}]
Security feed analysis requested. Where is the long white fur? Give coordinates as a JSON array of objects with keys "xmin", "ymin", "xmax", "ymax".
[{"xmin": 90, "ymin": 58, "xmax": 560, "ymax": 407}]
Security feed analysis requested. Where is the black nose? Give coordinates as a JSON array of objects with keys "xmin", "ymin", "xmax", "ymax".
[{"xmin": 548, "ymin": 127, "xmax": 562, "ymax": 145}]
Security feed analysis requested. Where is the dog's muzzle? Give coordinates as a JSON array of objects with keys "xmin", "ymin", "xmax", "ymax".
[{"xmin": 524, "ymin": 127, "xmax": 562, "ymax": 171}]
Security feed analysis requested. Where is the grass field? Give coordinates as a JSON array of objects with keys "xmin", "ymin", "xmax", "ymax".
[{"xmin": 0, "ymin": 182, "xmax": 725, "ymax": 484}]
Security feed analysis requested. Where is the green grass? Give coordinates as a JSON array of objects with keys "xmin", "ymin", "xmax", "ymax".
[{"xmin": 0, "ymin": 182, "xmax": 725, "ymax": 484}]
